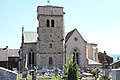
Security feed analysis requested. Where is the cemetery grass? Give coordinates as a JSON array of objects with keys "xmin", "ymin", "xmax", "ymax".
[
  {"xmin": 18, "ymin": 73, "xmax": 62, "ymax": 80},
  {"xmin": 37, "ymin": 76, "xmax": 62, "ymax": 80}
]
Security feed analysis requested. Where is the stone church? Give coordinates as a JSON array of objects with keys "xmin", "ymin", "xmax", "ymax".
[
  {"xmin": 20, "ymin": 5, "xmax": 65, "ymax": 70},
  {"xmin": 19, "ymin": 5, "xmax": 99, "ymax": 71}
]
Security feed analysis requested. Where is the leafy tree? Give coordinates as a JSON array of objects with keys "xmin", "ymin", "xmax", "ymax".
[
  {"xmin": 63, "ymin": 64, "xmax": 68, "ymax": 76},
  {"xmin": 91, "ymin": 68, "xmax": 99, "ymax": 80},
  {"xmin": 91, "ymin": 69, "xmax": 97, "ymax": 77},
  {"xmin": 63, "ymin": 54, "xmax": 80, "ymax": 80},
  {"xmin": 99, "ymin": 76, "xmax": 107, "ymax": 80}
]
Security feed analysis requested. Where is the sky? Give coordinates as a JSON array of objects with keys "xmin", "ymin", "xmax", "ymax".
[{"xmin": 0, "ymin": 0, "xmax": 120, "ymax": 55}]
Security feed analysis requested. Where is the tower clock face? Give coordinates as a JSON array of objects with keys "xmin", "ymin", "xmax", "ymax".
[
  {"xmin": 50, "ymin": 8, "xmax": 53, "ymax": 14},
  {"xmin": 50, "ymin": 8, "xmax": 56, "ymax": 14}
]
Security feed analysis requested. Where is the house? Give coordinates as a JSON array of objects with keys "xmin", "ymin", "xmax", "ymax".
[
  {"xmin": 0, "ymin": 47, "xmax": 8, "ymax": 68},
  {"xmin": 86, "ymin": 43, "xmax": 102, "ymax": 68},
  {"xmin": 98, "ymin": 51, "xmax": 113, "ymax": 66},
  {"xmin": 111, "ymin": 60, "xmax": 120, "ymax": 68},
  {"xmin": 8, "ymin": 49, "xmax": 19, "ymax": 70},
  {"xmin": 86, "ymin": 43, "xmax": 99, "ymax": 62},
  {"xmin": 0, "ymin": 47, "xmax": 19, "ymax": 70},
  {"xmin": 86, "ymin": 43, "xmax": 101, "ymax": 68}
]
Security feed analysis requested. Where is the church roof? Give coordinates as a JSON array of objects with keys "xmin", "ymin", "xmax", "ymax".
[
  {"xmin": 65, "ymin": 28, "xmax": 87, "ymax": 43},
  {"xmin": 65, "ymin": 29, "xmax": 75, "ymax": 42},
  {"xmin": 23, "ymin": 31, "xmax": 37, "ymax": 43}
]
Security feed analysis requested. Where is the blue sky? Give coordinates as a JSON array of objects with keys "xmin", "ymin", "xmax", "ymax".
[{"xmin": 0, "ymin": 0, "xmax": 120, "ymax": 55}]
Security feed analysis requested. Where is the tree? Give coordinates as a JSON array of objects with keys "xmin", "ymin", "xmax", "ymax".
[{"xmin": 63, "ymin": 54, "xmax": 80, "ymax": 80}]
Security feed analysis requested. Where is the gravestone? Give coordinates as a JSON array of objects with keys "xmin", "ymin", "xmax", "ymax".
[
  {"xmin": 103, "ymin": 69, "xmax": 109, "ymax": 78},
  {"xmin": 0, "ymin": 67, "xmax": 18, "ymax": 80},
  {"xmin": 22, "ymin": 71, "xmax": 28, "ymax": 80},
  {"xmin": 112, "ymin": 69, "xmax": 120, "ymax": 80}
]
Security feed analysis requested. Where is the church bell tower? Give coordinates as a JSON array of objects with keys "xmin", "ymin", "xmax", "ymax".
[{"xmin": 36, "ymin": 5, "xmax": 65, "ymax": 69}]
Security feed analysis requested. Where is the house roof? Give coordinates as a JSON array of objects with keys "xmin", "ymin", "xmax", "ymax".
[
  {"xmin": 0, "ymin": 48, "xmax": 19, "ymax": 61},
  {"xmin": 65, "ymin": 28, "xmax": 87, "ymax": 43},
  {"xmin": 0, "ymin": 48, "xmax": 8, "ymax": 61},
  {"xmin": 23, "ymin": 31, "xmax": 37, "ymax": 43},
  {"xmin": 110, "ymin": 60, "xmax": 120, "ymax": 65},
  {"xmin": 8, "ymin": 49, "xmax": 19, "ymax": 57},
  {"xmin": 98, "ymin": 52, "xmax": 113, "ymax": 64}
]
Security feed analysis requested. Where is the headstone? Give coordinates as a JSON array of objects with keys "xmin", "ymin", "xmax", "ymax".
[
  {"xmin": 104, "ymin": 69, "xmax": 109, "ymax": 78},
  {"xmin": 112, "ymin": 69, "xmax": 120, "ymax": 80},
  {"xmin": 55, "ymin": 68, "xmax": 58, "ymax": 77},
  {"xmin": 22, "ymin": 71, "xmax": 28, "ymax": 80},
  {"xmin": 0, "ymin": 67, "xmax": 18, "ymax": 80}
]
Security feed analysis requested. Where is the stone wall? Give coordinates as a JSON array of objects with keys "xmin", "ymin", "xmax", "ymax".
[
  {"xmin": 20, "ymin": 43, "xmax": 37, "ymax": 70},
  {"xmin": 112, "ymin": 69, "xmax": 120, "ymax": 80},
  {"xmin": 36, "ymin": 53, "xmax": 63, "ymax": 69},
  {"xmin": 0, "ymin": 67, "xmax": 17, "ymax": 80},
  {"xmin": 37, "ymin": 6, "xmax": 64, "ymax": 69}
]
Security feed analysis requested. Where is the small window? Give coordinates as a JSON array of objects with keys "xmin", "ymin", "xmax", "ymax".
[
  {"xmin": 74, "ymin": 37, "xmax": 78, "ymax": 41},
  {"xmin": 74, "ymin": 49, "xmax": 77, "ymax": 52},
  {"xmin": 51, "ymin": 20, "xmax": 54, "ymax": 27},
  {"xmin": 52, "ymin": 40, "xmax": 54, "ymax": 42},
  {"xmin": 49, "ymin": 44, "xmax": 52, "ymax": 48},
  {"xmin": 49, "ymin": 57, "xmax": 53, "ymax": 65},
  {"xmin": 46, "ymin": 19, "xmax": 50, "ymax": 27},
  {"xmin": 39, "ymin": 21, "xmax": 40, "ymax": 27}
]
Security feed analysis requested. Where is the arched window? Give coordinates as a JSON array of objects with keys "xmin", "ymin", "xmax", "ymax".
[
  {"xmin": 49, "ymin": 57, "xmax": 53, "ymax": 65},
  {"xmin": 29, "ymin": 49, "xmax": 34, "ymax": 65},
  {"xmin": 72, "ymin": 48, "xmax": 80, "ymax": 65},
  {"xmin": 51, "ymin": 20, "xmax": 54, "ymax": 27},
  {"xmin": 46, "ymin": 19, "xmax": 50, "ymax": 27},
  {"xmin": 73, "ymin": 52, "xmax": 75, "ymax": 63},
  {"xmin": 76, "ymin": 52, "xmax": 79, "ymax": 64}
]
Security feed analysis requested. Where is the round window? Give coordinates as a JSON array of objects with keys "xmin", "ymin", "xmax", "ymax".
[{"xmin": 74, "ymin": 37, "xmax": 78, "ymax": 41}]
